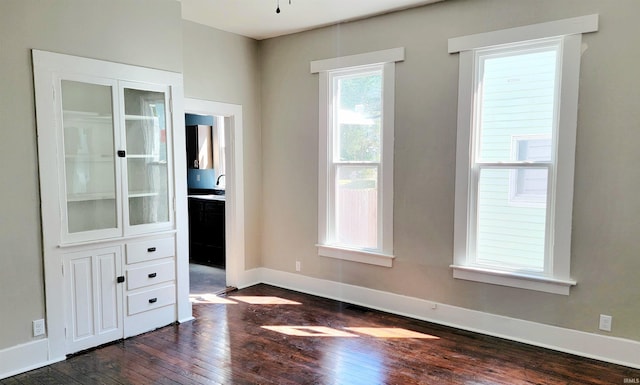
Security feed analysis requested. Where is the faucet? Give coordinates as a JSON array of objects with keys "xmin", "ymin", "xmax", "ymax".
[{"xmin": 216, "ymin": 174, "xmax": 225, "ymax": 186}]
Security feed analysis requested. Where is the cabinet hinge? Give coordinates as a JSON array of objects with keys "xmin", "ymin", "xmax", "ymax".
[
  {"xmin": 61, "ymin": 263, "xmax": 64, "ymax": 276},
  {"xmin": 64, "ymin": 327, "xmax": 67, "ymax": 338}
]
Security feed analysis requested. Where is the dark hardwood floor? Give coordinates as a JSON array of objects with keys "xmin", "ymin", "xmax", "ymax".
[{"xmin": 3, "ymin": 284, "xmax": 639, "ymax": 384}]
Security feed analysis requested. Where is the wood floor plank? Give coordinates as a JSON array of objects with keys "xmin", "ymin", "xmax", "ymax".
[{"xmin": 2, "ymin": 284, "xmax": 639, "ymax": 384}]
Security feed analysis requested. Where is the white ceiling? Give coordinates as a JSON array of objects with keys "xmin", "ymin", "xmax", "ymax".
[{"xmin": 181, "ymin": 0, "xmax": 443, "ymax": 40}]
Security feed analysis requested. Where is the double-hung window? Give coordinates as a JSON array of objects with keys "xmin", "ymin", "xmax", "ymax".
[
  {"xmin": 449, "ymin": 15, "xmax": 598, "ymax": 294},
  {"xmin": 311, "ymin": 48, "xmax": 404, "ymax": 267}
]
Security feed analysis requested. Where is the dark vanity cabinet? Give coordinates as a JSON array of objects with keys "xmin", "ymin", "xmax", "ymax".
[{"xmin": 188, "ymin": 197, "xmax": 225, "ymax": 268}]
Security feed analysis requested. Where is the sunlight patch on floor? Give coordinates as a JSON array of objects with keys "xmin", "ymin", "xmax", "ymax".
[
  {"xmin": 229, "ymin": 296, "xmax": 302, "ymax": 305},
  {"xmin": 190, "ymin": 294, "xmax": 238, "ymax": 304},
  {"xmin": 262, "ymin": 326, "xmax": 359, "ymax": 337},
  {"xmin": 262, "ymin": 325, "xmax": 440, "ymax": 339},
  {"xmin": 344, "ymin": 327, "xmax": 440, "ymax": 339}
]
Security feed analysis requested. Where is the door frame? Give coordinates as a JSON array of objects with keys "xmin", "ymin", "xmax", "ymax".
[{"xmin": 183, "ymin": 98, "xmax": 245, "ymax": 288}]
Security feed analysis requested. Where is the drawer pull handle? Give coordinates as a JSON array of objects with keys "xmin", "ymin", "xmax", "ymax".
[
  {"xmin": 148, "ymin": 298, "xmax": 158, "ymax": 304},
  {"xmin": 147, "ymin": 247, "xmax": 156, "ymax": 252},
  {"xmin": 148, "ymin": 273, "xmax": 157, "ymax": 278}
]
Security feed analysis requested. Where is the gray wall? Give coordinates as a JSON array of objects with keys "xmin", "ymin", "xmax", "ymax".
[
  {"xmin": 259, "ymin": 0, "xmax": 640, "ymax": 341},
  {"xmin": 0, "ymin": 0, "xmax": 182, "ymax": 350},
  {"xmin": 182, "ymin": 21, "xmax": 262, "ymax": 269}
]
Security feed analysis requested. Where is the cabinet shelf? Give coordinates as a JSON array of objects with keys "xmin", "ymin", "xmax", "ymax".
[
  {"xmin": 126, "ymin": 155, "xmax": 167, "ymax": 164},
  {"xmin": 64, "ymin": 110, "xmax": 112, "ymax": 122},
  {"xmin": 67, "ymin": 192, "xmax": 116, "ymax": 202},
  {"xmin": 65, "ymin": 154, "xmax": 113, "ymax": 162},
  {"xmin": 128, "ymin": 191, "xmax": 160, "ymax": 198},
  {"xmin": 125, "ymin": 114, "xmax": 156, "ymax": 121}
]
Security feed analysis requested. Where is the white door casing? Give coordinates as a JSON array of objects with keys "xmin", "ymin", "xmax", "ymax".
[{"xmin": 184, "ymin": 98, "xmax": 245, "ymax": 288}]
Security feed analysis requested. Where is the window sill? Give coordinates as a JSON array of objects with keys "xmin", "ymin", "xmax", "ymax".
[
  {"xmin": 317, "ymin": 244, "xmax": 395, "ymax": 267},
  {"xmin": 450, "ymin": 265, "xmax": 576, "ymax": 295}
]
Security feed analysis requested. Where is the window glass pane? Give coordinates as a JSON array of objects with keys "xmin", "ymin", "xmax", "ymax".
[
  {"xmin": 335, "ymin": 166, "xmax": 378, "ymax": 249},
  {"xmin": 335, "ymin": 71, "xmax": 382, "ymax": 162},
  {"xmin": 476, "ymin": 168, "xmax": 547, "ymax": 271},
  {"xmin": 478, "ymin": 49, "xmax": 557, "ymax": 163}
]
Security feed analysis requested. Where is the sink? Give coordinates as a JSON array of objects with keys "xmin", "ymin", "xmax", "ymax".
[{"xmin": 212, "ymin": 189, "xmax": 225, "ymax": 196}]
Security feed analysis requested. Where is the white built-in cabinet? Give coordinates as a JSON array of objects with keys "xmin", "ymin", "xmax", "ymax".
[{"xmin": 33, "ymin": 50, "xmax": 190, "ymax": 357}]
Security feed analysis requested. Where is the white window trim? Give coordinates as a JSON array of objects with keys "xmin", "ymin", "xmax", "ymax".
[
  {"xmin": 450, "ymin": 15, "xmax": 598, "ymax": 295},
  {"xmin": 311, "ymin": 48, "xmax": 403, "ymax": 267}
]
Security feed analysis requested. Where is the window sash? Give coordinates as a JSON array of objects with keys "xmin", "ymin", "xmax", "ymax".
[
  {"xmin": 330, "ymin": 163, "xmax": 381, "ymax": 250},
  {"xmin": 465, "ymin": 39, "xmax": 562, "ymax": 276},
  {"xmin": 469, "ymin": 163, "xmax": 552, "ymax": 273},
  {"xmin": 328, "ymin": 65, "xmax": 384, "ymax": 251}
]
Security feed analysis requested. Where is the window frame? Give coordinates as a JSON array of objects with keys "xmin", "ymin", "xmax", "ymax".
[
  {"xmin": 449, "ymin": 15, "xmax": 598, "ymax": 295},
  {"xmin": 311, "ymin": 48, "xmax": 404, "ymax": 267}
]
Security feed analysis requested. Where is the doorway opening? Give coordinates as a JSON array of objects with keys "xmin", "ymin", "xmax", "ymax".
[
  {"xmin": 186, "ymin": 113, "xmax": 227, "ymax": 294},
  {"xmin": 183, "ymin": 99, "xmax": 245, "ymax": 299}
]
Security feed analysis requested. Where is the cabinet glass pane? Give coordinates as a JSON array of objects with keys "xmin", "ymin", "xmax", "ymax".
[
  {"xmin": 124, "ymin": 88, "xmax": 170, "ymax": 226},
  {"xmin": 61, "ymin": 80, "xmax": 117, "ymax": 233}
]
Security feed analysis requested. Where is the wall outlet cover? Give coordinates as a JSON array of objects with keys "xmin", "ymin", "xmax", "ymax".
[
  {"xmin": 33, "ymin": 319, "xmax": 45, "ymax": 337},
  {"xmin": 599, "ymin": 314, "xmax": 612, "ymax": 332}
]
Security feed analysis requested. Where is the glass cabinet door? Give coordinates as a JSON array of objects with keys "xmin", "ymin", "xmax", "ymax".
[
  {"xmin": 61, "ymin": 80, "xmax": 119, "ymax": 237},
  {"xmin": 122, "ymin": 86, "xmax": 172, "ymax": 228}
]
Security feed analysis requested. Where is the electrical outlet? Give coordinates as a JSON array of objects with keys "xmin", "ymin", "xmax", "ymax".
[
  {"xmin": 33, "ymin": 319, "xmax": 45, "ymax": 337},
  {"xmin": 599, "ymin": 314, "xmax": 612, "ymax": 332},
  {"xmin": 295, "ymin": 261, "xmax": 301, "ymax": 272}
]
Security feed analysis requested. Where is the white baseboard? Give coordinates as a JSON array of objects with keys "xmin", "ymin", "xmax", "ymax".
[
  {"xmin": 244, "ymin": 267, "xmax": 640, "ymax": 369},
  {"xmin": 237, "ymin": 267, "xmax": 263, "ymax": 289},
  {"xmin": 0, "ymin": 338, "xmax": 64, "ymax": 380}
]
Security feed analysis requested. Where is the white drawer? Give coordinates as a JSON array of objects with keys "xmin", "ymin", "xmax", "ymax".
[
  {"xmin": 127, "ymin": 284, "xmax": 176, "ymax": 316},
  {"xmin": 126, "ymin": 237, "xmax": 175, "ymax": 264},
  {"xmin": 126, "ymin": 260, "xmax": 175, "ymax": 291}
]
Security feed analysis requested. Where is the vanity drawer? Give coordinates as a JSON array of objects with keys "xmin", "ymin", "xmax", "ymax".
[
  {"xmin": 126, "ymin": 237, "xmax": 175, "ymax": 264},
  {"xmin": 127, "ymin": 284, "xmax": 176, "ymax": 316},
  {"xmin": 126, "ymin": 260, "xmax": 175, "ymax": 290}
]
